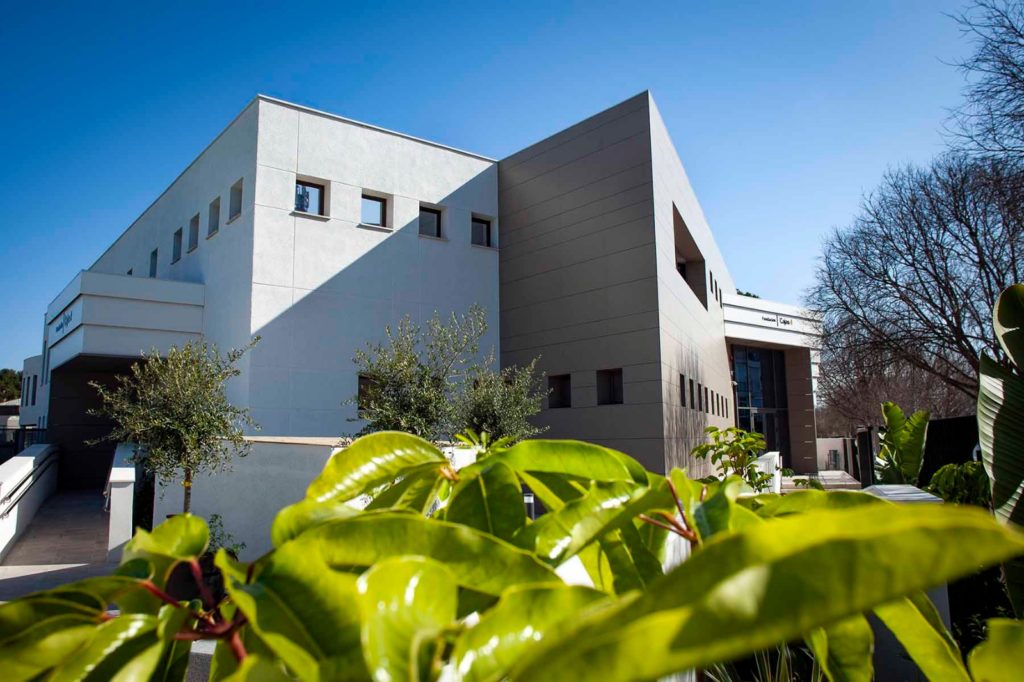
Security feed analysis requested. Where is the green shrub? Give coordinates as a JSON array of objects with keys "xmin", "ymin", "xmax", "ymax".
[{"xmin": 1, "ymin": 433, "xmax": 1022, "ymax": 681}]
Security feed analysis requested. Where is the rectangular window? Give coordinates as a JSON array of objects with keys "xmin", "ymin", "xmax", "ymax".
[
  {"xmin": 419, "ymin": 206, "xmax": 442, "ymax": 238},
  {"xmin": 704, "ymin": 386, "xmax": 710, "ymax": 414},
  {"xmin": 689, "ymin": 378, "xmax": 695, "ymax": 410},
  {"xmin": 172, "ymin": 228, "xmax": 183, "ymax": 263},
  {"xmin": 361, "ymin": 195, "xmax": 386, "ymax": 227},
  {"xmin": 597, "ymin": 368, "xmax": 624, "ymax": 405},
  {"xmin": 229, "ymin": 179, "xmax": 243, "ymax": 221},
  {"xmin": 31, "ymin": 375, "xmax": 37, "ymax": 406},
  {"xmin": 471, "ymin": 217, "xmax": 493, "ymax": 247},
  {"xmin": 679, "ymin": 374, "xmax": 686, "ymax": 407},
  {"xmin": 189, "ymin": 214, "xmax": 200, "ymax": 251},
  {"xmin": 697, "ymin": 383, "xmax": 703, "ymax": 412},
  {"xmin": 295, "ymin": 180, "xmax": 325, "ymax": 215},
  {"xmin": 126, "ymin": 268, "xmax": 133, "ymax": 276},
  {"xmin": 724, "ymin": 397, "xmax": 729, "ymax": 419},
  {"xmin": 548, "ymin": 374, "xmax": 572, "ymax": 409},
  {"xmin": 208, "ymin": 197, "xmax": 221, "ymax": 236},
  {"xmin": 149, "ymin": 249, "xmax": 158, "ymax": 277}
]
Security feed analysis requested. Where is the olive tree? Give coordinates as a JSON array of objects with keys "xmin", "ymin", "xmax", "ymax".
[
  {"xmin": 352, "ymin": 305, "xmax": 546, "ymax": 443},
  {"xmin": 90, "ymin": 339, "xmax": 259, "ymax": 513}
]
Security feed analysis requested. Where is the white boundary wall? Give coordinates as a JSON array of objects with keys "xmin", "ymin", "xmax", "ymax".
[{"xmin": 0, "ymin": 444, "xmax": 59, "ymax": 563}]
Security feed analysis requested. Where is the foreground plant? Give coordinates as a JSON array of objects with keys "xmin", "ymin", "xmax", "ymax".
[{"xmin": 2, "ymin": 433, "xmax": 1023, "ymax": 681}]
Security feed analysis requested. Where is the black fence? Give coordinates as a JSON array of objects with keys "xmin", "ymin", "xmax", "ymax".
[{"xmin": 0, "ymin": 428, "xmax": 48, "ymax": 465}]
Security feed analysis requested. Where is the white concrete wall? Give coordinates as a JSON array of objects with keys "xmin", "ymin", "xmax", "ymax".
[
  {"xmin": 0, "ymin": 444, "xmax": 58, "ymax": 562},
  {"xmin": 153, "ymin": 437, "xmax": 338, "ymax": 559},
  {"xmin": 89, "ymin": 101, "xmax": 259, "ymax": 408},
  {"xmin": 247, "ymin": 98, "xmax": 500, "ymax": 436},
  {"xmin": 648, "ymin": 95, "xmax": 736, "ymax": 474}
]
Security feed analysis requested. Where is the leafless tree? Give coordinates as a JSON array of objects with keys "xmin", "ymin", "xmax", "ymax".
[
  {"xmin": 807, "ymin": 154, "xmax": 1024, "ymax": 400},
  {"xmin": 951, "ymin": 1, "xmax": 1024, "ymax": 157}
]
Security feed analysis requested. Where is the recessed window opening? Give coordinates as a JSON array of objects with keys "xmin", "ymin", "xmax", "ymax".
[
  {"xmin": 229, "ymin": 179, "xmax": 243, "ymax": 221},
  {"xmin": 419, "ymin": 206, "xmax": 442, "ymax": 238},
  {"xmin": 689, "ymin": 378, "xmax": 696, "ymax": 410},
  {"xmin": 208, "ymin": 197, "xmax": 221, "ymax": 236},
  {"xmin": 172, "ymin": 228, "xmax": 183, "ymax": 263},
  {"xmin": 472, "ymin": 216, "xmax": 493, "ymax": 247},
  {"xmin": 295, "ymin": 180, "xmax": 325, "ymax": 215},
  {"xmin": 361, "ymin": 194, "xmax": 387, "ymax": 227},
  {"xmin": 189, "ymin": 214, "xmax": 200, "ymax": 251},
  {"xmin": 679, "ymin": 374, "xmax": 686, "ymax": 407},
  {"xmin": 548, "ymin": 374, "xmax": 572, "ymax": 409},
  {"xmin": 149, "ymin": 249, "xmax": 158, "ymax": 277},
  {"xmin": 126, "ymin": 268, "xmax": 133, "ymax": 276},
  {"xmin": 673, "ymin": 203, "xmax": 708, "ymax": 309},
  {"xmin": 596, "ymin": 368, "xmax": 624, "ymax": 405}
]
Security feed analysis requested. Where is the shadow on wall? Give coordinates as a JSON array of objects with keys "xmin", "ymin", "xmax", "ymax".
[
  {"xmin": 663, "ymin": 344, "xmax": 710, "ymax": 478},
  {"xmin": 247, "ymin": 168, "xmax": 500, "ymax": 438}
]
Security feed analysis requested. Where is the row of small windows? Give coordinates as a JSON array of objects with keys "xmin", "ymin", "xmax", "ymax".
[
  {"xmin": 709, "ymin": 272, "xmax": 724, "ymax": 308},
  {"xmin": 294, "ymin": 179, "xmax": 495, "ymax": 248},
  {"xmin": 135, "ymin": 179, "xmax": 243, "ymax": 277},
  {"xmin": 547, "ymin": 369, "xmax": 624, "ymax": 409},
  {"xmin": 679, "ymin": 373, "xmax": 729, "ymax": 418},
  {"xmin": 20, "ymin": 374, "xmax": 37, "ymax": 407}
]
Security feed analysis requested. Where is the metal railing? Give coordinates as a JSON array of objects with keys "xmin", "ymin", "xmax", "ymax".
[{"xmin": 0, "ymin": 445, "xmax": 58, "ymax": 519}]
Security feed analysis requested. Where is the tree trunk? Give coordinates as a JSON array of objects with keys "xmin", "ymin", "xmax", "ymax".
[{"xmin": 183, "ymin": 468, "xmax": 193, "ymax": 514}]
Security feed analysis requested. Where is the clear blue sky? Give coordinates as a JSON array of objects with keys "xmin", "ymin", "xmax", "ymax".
[{"xmin": 0, "ymin": 0, "xmax": 970, "ymax": 369}]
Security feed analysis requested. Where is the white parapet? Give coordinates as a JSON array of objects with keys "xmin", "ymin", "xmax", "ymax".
[
  {"xmin": 0, "ymin": 444, "xmax": 59, "ymax": 563},
  {"xmin": 105, "ymin": 443, "xmax": 138, "ymax": 563}
]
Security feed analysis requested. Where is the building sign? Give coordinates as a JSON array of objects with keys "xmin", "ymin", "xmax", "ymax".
[
  {"xmin": 48, "ymin": 299, "xmax": 82, "ymax": 345},
  {"xmin": 54, "ymin": 310, "xmax": 73, "ymax": 335},
  {"xmin": 757, "ymin": 313, "xmax": 795, "ymax": 329}
]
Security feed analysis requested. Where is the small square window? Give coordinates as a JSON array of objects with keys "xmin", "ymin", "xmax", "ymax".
[
  {"xmin": 361, "ymin": 195, "xmax": 387, "ymax": 227},
  {"xmin": 126, "ymin": 268, "xmax": 133, "ymax": 276},
  {"xmin": 548, "ymin": 374, "xmax": 571, "ymax": 409},
  {"xmin": 472, "ymin": 217, "xmax": 493, "ymax": 247},
  {"xmin": 597, "ymin": 368, "xmax": 623, "ymax": 405},
  {"xmin": 419, "ymin": 206, "xmax": 442, "ymax": 238},
  {"xmin": 172, "ymin": 228, "xmax": 183, "ymax": 263},
  {"xmin": 229, "ymin": 179, "xmax": 243, "ymax": 221},
  {"xmin": 295, "ymin": 180, "xmax": 325, "ymax": 215},
  {"xmin": 208, "ymin": 197, "xmax": 221, "ymax": 236},
  {"xmin": 188, "ymin": 214, "xmax": 200, "ymax": 251},
  {"xmin": 149, "ymin": 249, "xmax": 158, "ymax": 278}
]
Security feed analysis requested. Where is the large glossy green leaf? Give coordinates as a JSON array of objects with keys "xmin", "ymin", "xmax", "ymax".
[
  {"xmin": 217, "ymin": 547, "xmax": 367, "ymax": 681},
  {"xmin": 0, "ymin": 615, "xmax": 97, "ymax": 682},
  {"xmin": 120, "ymin": 514, "xmax": 209, "ymax": 613},
  {"xmin": 994, "ymin": 283, "xmax": 1024, "ymax": 367},
  {"xmin": 513, "ymin": 481, "xmax": 650, "ymax": 565},
  {"xmin": 873, "ymin": 592, "xmax": 968, "ymax": 681},
  {"xmin": 804, "ymin": 615, "xmax": 874, "ymax": 682},
  {"xmin": 271, "ymin": 498, "xmax": 359, "ymax": 547},
  {"xmin": 365, "ymin": 463, "xmax": 446, "ymax": 513},
  {"xmin": 968, "ymin": 618, "xmax": 1024, "ymax": 682},
  {"xmin": 489, "ymin": 440, "xmax": 639, "ymax": 483},
  {"xmin": 208, "ymin": 604, "xmax": 277, "ymax": 682},
  {"xmin": 513, "ymin": 502, "xmax": 1024, "ymax": 681},
  {"xmin": 977, "ymin": 353, "xmax": 1024, "ymax": 614},
  {"xmin": 749, "ymin": 490, "xmax": 885, "ymax": 518},
  {"xmin": 444, "ymin": 460, "xmax": 526, "ymax": 541},
  {"xmin": 49, "ymin": 613, "xmax": 162, "ymax": 682},
  {"xmin": 878, "ymin": 401, "xmax": 929, "ymax": 484},
  {"xmin": 305, "ymin": 432, "xmax": 446, "ymax": 504},
  {"xmin": 0, "ymin": 596, "xmax": 100, "ymax": 645},
  {"xmin": 356, "ymin": 557, "xmax": 457, "ymax": 682},
  {"xmin": 451, "ymin": 585, "xmax": 608, "ymax": 682},
  {"xmin": 296, "ymin": 513, "xmax": 560, "ymax": 595},
  {"xmin": 220, "ymin": 655, "xmax": 292, "ymax": 681}
]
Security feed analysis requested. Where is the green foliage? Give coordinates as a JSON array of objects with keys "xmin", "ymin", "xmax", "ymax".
[
  {"xmin": 208, "ymin": 514, "xmax": 246, "ymax": 557},
  {"xmin": 692, "ymin": 426, "xmax": 774, "ymax": 492},
  {"xmin": 979, "ymin": 283, "xmax": 1024, "ymax": 616},
  {"xmin": 875, "ymin": 401, "xmax": 929, "ymax": 485},
  {"xmin": 1, "ymin": 432, "xmax": 1023, "ymax": 680},
  {"xmin": 928, "ymin": 461, "xmax": 992, "ymax": 507},
  {"xmin": 89, "ymin": 339, "xmax": 259, "ymax": 513},
  {"xmin": 0, "ymin": 368, "xmax": 21, "ymax": 402},
  {"xmin": 352, "ymin": 305, "xmax": 546, "ymax": 444}
]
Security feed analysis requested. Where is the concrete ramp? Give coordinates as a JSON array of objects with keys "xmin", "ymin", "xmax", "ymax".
[{"xmin": 0, "ymin": 491, "xmax": 110, "ymax": 601}]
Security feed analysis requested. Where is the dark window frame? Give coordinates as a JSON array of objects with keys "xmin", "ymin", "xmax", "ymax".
[
  {"xmin": 188, "ymin": 214, "xmax": 200, "ymax": 251},
  {"xmin": 172, "ymin": 228, "xmax": 183, "ymax": 263},
  {"xmin": 679, "ymin": 374, "xmax": 686, "ymax": 408},
  {"xmin": 149, "ymin": 249, "xmax": 158, "ymax": 278},
  {"xmin": 471, "ymin": 217, "xmax": 493, "ymax": 247},
  {"xmin": 229, "ymin": 179, "xmax": 243, "ymax": 221},
  {"xmin": 419, "ymin": 206, "xmax": 443, "ymax": 238},
  {"xmin": 548, "ymin": 374, "xmax": 572, "ymax": 409},
  {"xmin": 208, "ymin": 197, "xmax": 221, "ymax": 236},
  {"xmin": 689, "ymin": 378, "xmax": 696, "ymax": 410},
  {"xmin": 295, "ymin": 180, "xmax": 326, "ymax": 215},
  {"xmin": 596, "ymin": 368, "xmax": 624, "ymax": 405},
  {"xmin": 361, "ymin": 194, "xmax": 387, "ymax": 227}
]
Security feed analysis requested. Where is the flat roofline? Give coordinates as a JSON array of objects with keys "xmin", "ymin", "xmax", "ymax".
[{"xmin": 256, "ymin": 95, "xmax": 496, "ymax": 163}]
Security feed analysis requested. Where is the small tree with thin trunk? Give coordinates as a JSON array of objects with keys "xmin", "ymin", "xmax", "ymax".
[{"xmin": 90, "ymin": 339, "xmax": 259, "ymax": 513}]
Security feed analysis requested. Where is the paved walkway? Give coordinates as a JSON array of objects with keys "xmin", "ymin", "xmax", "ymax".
[{"xmin": 0, "ymin": 491, "xmax": 111, "ymax": 601}]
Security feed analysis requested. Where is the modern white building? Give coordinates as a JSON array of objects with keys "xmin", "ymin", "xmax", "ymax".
[{"xmin": 22, "ymin": 91, "xmax": 818, "ymax": 489}]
